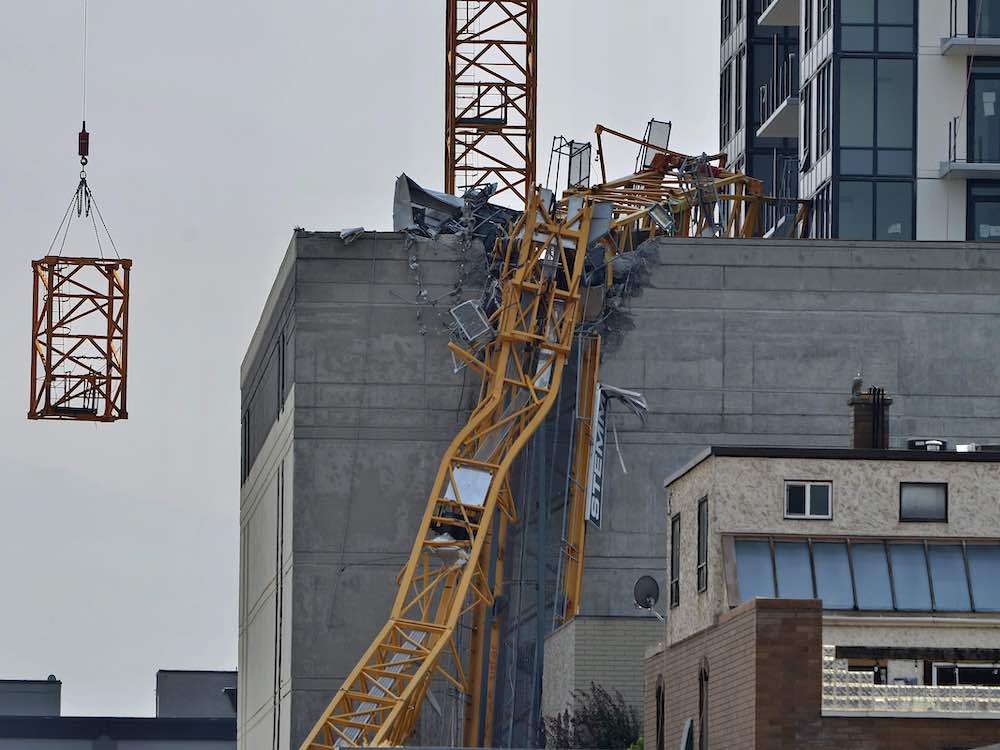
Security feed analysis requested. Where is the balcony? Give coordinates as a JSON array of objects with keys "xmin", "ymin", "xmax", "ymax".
[
  {"xmin": 941, "ymin": 0, "xmax": 1000, "ymax": 55},
  {"xmin": 823, "ymin": 647, "xmax": 1000, "ymax": 718},
  {"xmin": 758, "ymin": 0, "xmax": 800, "ymax": 27},
  {"xmin": 940, "ymin": 116, "xmax": 1000, "ymax": 179},
  {"xmin": 756, "ymin": 54, "xmax": 799, "ymax": 140}
]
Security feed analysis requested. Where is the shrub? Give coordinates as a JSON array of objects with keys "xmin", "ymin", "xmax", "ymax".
[{"xmin": 544, "ymin": 682, "xmax": 641, "ymax": 749}]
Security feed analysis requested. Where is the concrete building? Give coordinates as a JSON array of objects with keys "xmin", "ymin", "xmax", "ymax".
[
  {"xmin": 723, "ymin": 0, "xmax": 1000, "ymax": 240},
  {"xmin": 0, "ymin": 671, "xmax": 236, "ymax": 749},
  {"xmin": 241, "ymin": 227, "xmax": 1000, "ymax": 748},
  {"xmin": 647, "ymin": 445, "xmax": 1000, "ymax": 748}
]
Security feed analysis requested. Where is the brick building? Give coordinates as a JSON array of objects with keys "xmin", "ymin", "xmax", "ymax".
[
  {"xmin": 646, "ymin": 444, "xmax": 1000, "ymax": 749},
  {"xmin": 645, "ymin": 599, "xmax": 1000, "ymax": 750}
]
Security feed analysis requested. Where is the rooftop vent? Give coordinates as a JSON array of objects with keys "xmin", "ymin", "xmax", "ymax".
[
  {"xmin": 908, "ymin": 438, "xmax": 947, "ymax": 451},
  {"xmin": 849, "ymin": 375, "xmax": 892, "ymax": 450}
]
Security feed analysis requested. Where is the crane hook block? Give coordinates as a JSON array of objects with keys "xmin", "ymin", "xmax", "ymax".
[{"xmin": 78, "ymin": 121, "xmax": 89, "ymax": 160}]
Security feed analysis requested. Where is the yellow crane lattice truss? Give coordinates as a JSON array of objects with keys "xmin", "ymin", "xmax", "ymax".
[{"xmin": 301, "ymin": 190, "xmax": 597, "ymax": 749}]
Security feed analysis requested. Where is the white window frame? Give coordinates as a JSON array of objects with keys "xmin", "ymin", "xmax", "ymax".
[{"xmin": 783, "ymin": 480, "xmax": 833, "ymax": 520}]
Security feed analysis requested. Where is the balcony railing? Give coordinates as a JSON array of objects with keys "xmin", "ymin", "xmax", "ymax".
[
  {"xmin": 943, "ymin": 0, "xmax": 1000, "ymax": 54},
  {"xmin": 757, "ymin": 54, "xmax": 799, "ymax": 139},
  {"xmin": 941, "ymin": 115, "xmax": 1000, "ymax": 178},
  {"xmin": 823, "ymin": 646, "xmax": 1000, "ymax": 717}
]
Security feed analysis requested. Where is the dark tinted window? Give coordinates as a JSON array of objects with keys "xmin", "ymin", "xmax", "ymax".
[
  {"xmin": 900, "ymin": 483, "xmax": 947, "ymax": 521},
  {"xmin": 969, "ymin": 182, "xmax": 1000, "ymax": 240},
  {"xmin": 843, "ymin": 0, "xmax": 875, "ymax": 22},
  {"xmin": 839, "ymin": 182, "xmax": 874, "ymax": 240},
  {"xmin": 840, "ymin": 59, "xmax": 874, "ymax": 147},
  {"xmin": 876, "ymin": 182, "xmax": 913, "ymax": 240}
]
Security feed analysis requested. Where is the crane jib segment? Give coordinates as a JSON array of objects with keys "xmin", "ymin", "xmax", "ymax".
[{"xmin": 299, "ymin": 191, "xmax": 598, "ymax": 748}]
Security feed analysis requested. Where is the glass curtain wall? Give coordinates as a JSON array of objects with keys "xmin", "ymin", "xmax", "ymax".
[{"xmin": 836, "ymin": 0, "xmax": 916, "ymax": 240}]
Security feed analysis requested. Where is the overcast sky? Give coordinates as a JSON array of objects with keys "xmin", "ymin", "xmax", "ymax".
[{"xmin": 0, "ymin": 1, "xmax": 718, "ymax": 717}]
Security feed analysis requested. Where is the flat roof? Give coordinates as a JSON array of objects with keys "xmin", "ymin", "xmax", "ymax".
[{"xmin": 663, "ymin": 446, "xmax": 1000, "ymax": 488}]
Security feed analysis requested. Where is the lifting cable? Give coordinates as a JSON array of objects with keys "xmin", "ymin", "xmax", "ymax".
[{"xmin": 46, "ymin": 0, "xmax": 120, "ymax": 261}]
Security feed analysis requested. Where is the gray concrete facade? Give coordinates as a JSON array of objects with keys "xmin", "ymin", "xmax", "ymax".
[
  {"xmin": 240, "ymin": 232, "xmax": 1000, "ymax": 749},
  {"xmin": 0, "ymin": 679, "xmax": 60, "ymax": 716},
  {"xmin": 156, "ymin": 671, "xmax": 236, "ymax": 719}
]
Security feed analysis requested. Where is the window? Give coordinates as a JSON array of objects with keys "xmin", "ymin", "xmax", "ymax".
[
  {"xmin": 928, "ymin": 544, "xmax": 972, "ymax": 611},
  {"xmin": 721, "ymin": 0, "xmax": 732, "ymax": 39},
  {"xmin": 784, "ymin": 481, "xmax": 831, "ymax": 519},
  {"xmin": 731, "ymin": 536, "xmax": 1000, "ymax": 613},
  {"xmin": 968, "ymin": 182, "xmax": 1000, "ymax": 240},
  {"xmin": 967, "ymin": 544, "xmax": 1000, "ymax": 610},
  {"xmin": 817, "ymin": 63, "xmax": 831, "ymax": 155},
  {"xmin": 841, "ymin": 0, "xmax": 914, "ymax": 52},
  {"xmin": 811, "ymin": 181, "xmax": 833, "ymax": 238},
  {"xmin": 850, "ymin": 542, "xmax": 893, "ymax": 609},
  {"xmin": 698, "ymin": 661, "xmax": 709, "ymax": 750},
  {"xmin": 655, "ymin": 677, "xmax": 665, "ymax": 750},
  {"xmin": 820, "ymin": 0, "xmax": 832, "ymax": 34},
  {"xmin": 774, "ymin": 541, "xmax": 814, "ymax": 598},
  {"xmin": 934, "ymin": 662, "xmax": 1000, "ymax": 686},
  {"xmin": 670, "ymin": 514, "xmax": 681, "ymax": 607},
  {"xmin": 735, "ymin": 50, "xmax": 745, "ymax": 133},
  {"xmin": 736, "ymin": 0, "xmax": 744, "ymax": 23},
  {"xmin": 720, "ymin": 63, "xmax": 733, "ymax": 146},
  {"xmin": 888, "ymin": 542, "xmax": 932, "ymax": 610},
  {"xmin": 972, "ymin": 0, "xmax": 1000, "ymax": 38},
  {"xmin": 813, "ymin": 541, "xmax": 854, "ymax": 609},
  {"xmin": 801, "ymin": 80, "xmax": 812, "ymax": 171},
  {"xmin": 697, "ymin": 497, "xmax": 708, "ymax": 592},
  {"xmin": 735, "ymin": 539, "xmax": 775, "ymax": 599},
  {"xmin": 804, "ymin": 0, "xmax": 813, "ymax": 49},
  {"xmin": 839, "ymin": 180, "xmax": 914, "ymax": 240},
  {"xmin": 970, "ymin": 60, "xmax": 1000, "ymax": 163},
  {"xmin": 900, "ymin": 482, "xmax": 948, "ymax": 522}
]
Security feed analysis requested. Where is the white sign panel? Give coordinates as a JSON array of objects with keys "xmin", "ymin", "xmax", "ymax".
[{"xmin": 585, "ymin": 384, "xmax": 609, "ymax": 528}]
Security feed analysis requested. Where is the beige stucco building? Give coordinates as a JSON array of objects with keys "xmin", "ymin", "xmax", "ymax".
[{"xmin": 663, "ymin": 446, "xmax": 1000, "ymax": 702}]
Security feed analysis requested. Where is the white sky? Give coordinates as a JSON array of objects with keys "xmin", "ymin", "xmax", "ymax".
[{"xmin": 0, "ymin": 1, "xmax": 718, "ymax": 717}]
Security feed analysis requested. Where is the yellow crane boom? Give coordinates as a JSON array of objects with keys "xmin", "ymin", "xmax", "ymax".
[{"xmin": 300, "ymin": 191, "xmax": 599, "ymax": 748}]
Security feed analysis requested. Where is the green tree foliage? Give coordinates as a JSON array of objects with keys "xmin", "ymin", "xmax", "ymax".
[{"xmin": 544, "ymin": 682, "xmax": 641, "ymax": 749}]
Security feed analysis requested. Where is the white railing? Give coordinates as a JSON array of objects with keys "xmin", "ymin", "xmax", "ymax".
[{"xmin": 822, "ymin": 646, "xmax": 1000, "ymax": 716}]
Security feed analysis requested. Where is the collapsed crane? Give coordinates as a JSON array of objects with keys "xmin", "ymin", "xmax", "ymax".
[{"xmin": 300, "ymin": 123, "xmax": 811, "ymax": 747}]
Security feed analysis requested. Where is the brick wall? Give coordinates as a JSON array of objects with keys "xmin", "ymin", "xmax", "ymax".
[
  {"xmin": 649, "ymin": 600, "xmax": 758, "ymax": 750},
  {"xmin": 646, "ymin": 599, "xmax": 1000, "ymax": 750}
]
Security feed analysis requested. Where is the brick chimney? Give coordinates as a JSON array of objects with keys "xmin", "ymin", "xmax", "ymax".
[{"xmin": 848, "ymin": 375, "xmax": 892, "ymax": 449}]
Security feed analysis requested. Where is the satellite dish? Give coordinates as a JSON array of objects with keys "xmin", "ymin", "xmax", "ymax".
[{"xmin": 633, "ymin": 575, "xmax": 660, "ymax": 609}]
